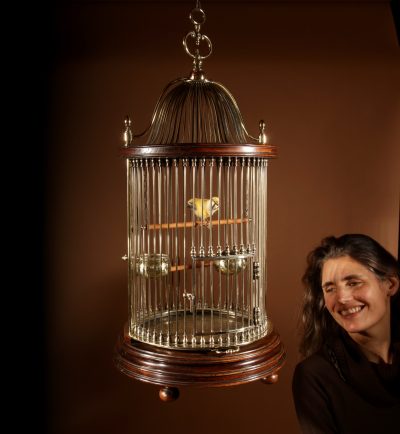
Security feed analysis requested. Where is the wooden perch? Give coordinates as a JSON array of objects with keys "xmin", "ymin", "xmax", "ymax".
[
  {"xmin": 146, "ymin": 217, "xmax": 250, "ymax": 231},
  {"xmin": 170, "ymin": 261, "xmax": 212, "ymax": 273}
]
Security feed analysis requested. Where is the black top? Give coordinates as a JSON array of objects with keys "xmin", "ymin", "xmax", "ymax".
[{"xmin": 292, "ymin": 332, "xmax": 400, "ymax": 434}]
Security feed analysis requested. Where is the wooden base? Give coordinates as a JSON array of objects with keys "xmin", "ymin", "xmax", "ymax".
[{"xmin": 114, "ymin": 324, "xmax": 285, "ymax": 400}]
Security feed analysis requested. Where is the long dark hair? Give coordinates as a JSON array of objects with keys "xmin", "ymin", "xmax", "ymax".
[{"xmin": 299, "ymin": 233, "xmax": 400, "ymax": 358}]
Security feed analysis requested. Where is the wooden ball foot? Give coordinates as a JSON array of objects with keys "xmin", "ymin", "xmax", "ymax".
[
  {"xmin": 261, "ymin": 373, "xmax": 279, "ymax": 384},
  {"xmin": 159, "ymin": 386, "xmax": 180, "ymax": 402}
]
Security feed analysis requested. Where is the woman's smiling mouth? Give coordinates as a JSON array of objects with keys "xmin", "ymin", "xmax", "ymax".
[{"xmin": 339, "ymin": 305, "xmax": 365, "ymax": 317}]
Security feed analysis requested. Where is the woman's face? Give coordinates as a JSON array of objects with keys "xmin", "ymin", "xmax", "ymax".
[{"xmin": 321, "ymin": 255, "xmax": 398, "ymax": 337}]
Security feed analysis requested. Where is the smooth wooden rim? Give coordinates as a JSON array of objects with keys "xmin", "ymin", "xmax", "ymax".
[{"xmin": 120, "ymin": 143, "xmax": 277, "ymax": 159}]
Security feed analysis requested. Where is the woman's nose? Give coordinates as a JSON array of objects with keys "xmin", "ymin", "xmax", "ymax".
[{"xmin": 336, "ymin": 286, "xmax": 353, "ymax": 303}]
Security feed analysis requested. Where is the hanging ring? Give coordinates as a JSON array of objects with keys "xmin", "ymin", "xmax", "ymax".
[
  {"xmin": 189, "ymin": 7, "xmax": 206, "ymax": 26},
  {"xmin": 183, "ymin": 31, "xmax": 212, "ymax": 60}
]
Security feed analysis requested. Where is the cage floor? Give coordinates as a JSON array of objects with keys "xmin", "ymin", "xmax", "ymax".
[{"xmin": 130, "ymin": 308, "xmax": 270, "ymax": 349}]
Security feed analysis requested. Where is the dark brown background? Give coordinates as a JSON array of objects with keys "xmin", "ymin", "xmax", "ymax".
[{"xmin": 28, "ymin": 0, "xmax": 400, "ymax": 433}]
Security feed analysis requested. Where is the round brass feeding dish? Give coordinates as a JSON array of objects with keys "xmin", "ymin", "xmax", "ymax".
[
  {"xmin": 213, "ymin": 252, "xmax": 248, "ymax": 275},
  {"xmin": 114, "ymin": 1, "xmax": 285, "ymax": 401},
  {"xmin": 136, "ymin": 253, "xmax": 170, "ymax": 278}
]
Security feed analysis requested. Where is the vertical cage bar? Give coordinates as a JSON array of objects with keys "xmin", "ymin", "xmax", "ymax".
[
  {"xmin": 254, "ymin": 157, "xmax": 258, "ymax": 325},
  {"xmin": 217, "ymin": 158, "xmax": 223, "ymax": 344},
  {"xmin": 127, "ymin": 159, "xmax": 133, "ymax": 335},
  {"xmin": 233, "ymin": 158, "xmax": 238, "ymax": 252},
  {"xmin": 165, "ymin": 158, "xmax": 171, "ymax": 343},
  {"xmin": 246, "ymin": 158, "xmax": 251, "ymax": 331},
  {"xmin": 224, "ymin": 159, "xmax": 229, "ymax": 252},
  {"xmin": 217, "ymin": 158, "xmax": 222, "ymax": 253},
  {"xmin": 200, "ymin": 158, "xmax": 205, "ymax": 345},
  {"xmin": 240, "ymin": 158, "xmax": 245, "ymax": 334},
  {"xmin": 225, "ymin": 158, "xmax": 231, "ymax": 343},
  {"xmin": 133, "ymin": 160, "xmax": 139, "ymax": 335},
  {"xmin": 260, "ymin": 160, "xmax": 265, "ymax": 326},
  {"xmin": 191, "ymin": 158, "xmax": 197, "ymax": 345},
  {"xmin": 183, "ymin": 158, "xmax": 188, "ymax": 346},
  {"xmin": 209, "ymin": 158, "xmax": 214, "ymax": 345},
  {"xmin": 157, "ymin": 159, "xmax": 163, "ymax": 343},
  {"xmin": 173, "ymin": 158, "xmax": 179, "ymax": 345},
  {"xmin": 252, "ymin": 158, "xmax": 256, "ymax": 254},
  {"xmin": 240, "ymin": 158, "xmax": 244, "ymax": 251},
  {"xmin": 145, "ymin": 159, "xmax": 151, "ymax": 341},
  {"xmin": 233, "ymin": 158, "xmax": 238, "ymax": 341},
  {"xmin": 139, "ymin": 160, "xmax": 148, "ymax": 337},
  {"xmin": 151, "ymin": 159, "xmax": 156, "ymax": 254},
  {"xmin": 151, "ymin": 159, "xmax": 156, "ymax": 341},
  {"xmin": 200, "ymin": 158, "xmax": 205, "ymax": 252},
  {"xmin": 246, "ymin": 158, "xmax": 250, "ymax": 252},
  {"xmin": 262, "ymin": 160, "xmax": 268, "ymax": 324},
  {"xmin": 255, "ymin": 158, "xmax": 260, "ymax": 333},
  {"xmin": 259, "ymin": 160, "xmax": 264, "ymax": 321},
  {"xmin": 137, "ymin": 160, "xmax": 143, "ymax": 337}
]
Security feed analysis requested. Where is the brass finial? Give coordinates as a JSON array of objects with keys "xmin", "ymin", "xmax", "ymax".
[
  {"xmin": 258, "ymin": 120, "xmax": 267, "ymax": 144},
  {"xmin": 123, "ymin": 116, "xmax": 133, "ymax": 146}
]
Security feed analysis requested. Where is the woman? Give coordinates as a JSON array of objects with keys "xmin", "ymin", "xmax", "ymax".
[{"xmin": 292, "ymin": 234, "xmax": 400, "ymax": 434}]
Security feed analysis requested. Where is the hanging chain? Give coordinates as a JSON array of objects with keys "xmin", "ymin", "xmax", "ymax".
[{"xmin": 183, "ymin": 1, "xmax": 212, "ymax": 76}]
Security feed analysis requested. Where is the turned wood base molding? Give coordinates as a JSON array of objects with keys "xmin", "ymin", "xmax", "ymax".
[{"xmin": 113, "ymin": 324, "xmax": 285, "ymax": 397}]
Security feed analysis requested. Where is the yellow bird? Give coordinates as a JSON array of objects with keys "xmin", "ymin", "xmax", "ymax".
[{"xmin": 187, "ymin": 197, "xmax": 219, "ymax": 223}]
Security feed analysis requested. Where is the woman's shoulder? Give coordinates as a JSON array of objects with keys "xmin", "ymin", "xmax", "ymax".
[
  {"xmin": 292, "ymin": 349, "xmax": 343, "ymax": 396},
  {"xmin": 293, "ymin": 350, "xmax": 334, "ymax": 379}
]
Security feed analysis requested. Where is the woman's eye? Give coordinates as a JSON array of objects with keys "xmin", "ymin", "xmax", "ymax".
[
  {"xmin": 348, "ymin": 280, "xmax": 361, "ymax": 287},
  {"xmin": 324, "ymin": 286, "xmax": 334, "ymax": 293}
]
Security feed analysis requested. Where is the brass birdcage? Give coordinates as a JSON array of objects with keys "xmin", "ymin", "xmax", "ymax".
[{"xmin": 114, "ymin": 1, "xmax": 285, "ymax": 401}]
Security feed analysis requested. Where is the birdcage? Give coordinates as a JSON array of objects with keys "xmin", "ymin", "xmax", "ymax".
[{"xmin": 114, "ymin": 2, "xmax": 285, "ymax": 401}]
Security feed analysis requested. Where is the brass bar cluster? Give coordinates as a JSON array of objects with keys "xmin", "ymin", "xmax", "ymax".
[{"xmin": 127, "ymin": 157, "xmax": 269, "ymax": 349}]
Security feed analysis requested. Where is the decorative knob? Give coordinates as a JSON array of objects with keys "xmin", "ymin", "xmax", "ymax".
[
  {"xmin": 261, "ymin": 373, "xmax": 279, "ymax": 384},
  {"xmin": 159, "ymin": 386, "xmax": 180, "ymax": 402},
  {"xmin": 123, "ymin": 116, "xmax": 133, "ymax": 146},
  {"xmin": 258, "ymin": 120, "xmax": 267, "ymax": 144}
]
